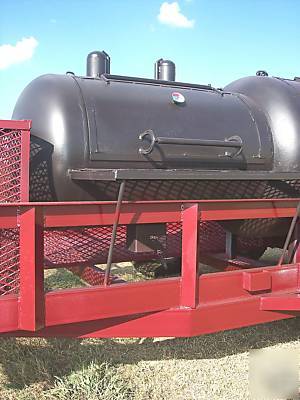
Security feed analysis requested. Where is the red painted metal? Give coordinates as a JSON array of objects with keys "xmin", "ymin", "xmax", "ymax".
[
  {"xmin": 243, "ymin": 270, "xmax": 272, "ymax": 292},
  {"xmin": 0, "ymin": 264, "xmax": 298, "ymax": 337},
  {"xmin": 0, "ymin": 199, "xmax": 299, "ymax": 337},
  {"xmin": 0, "ymin": 121, "xmax": 30, "ymax": 203},
  {"xmin": 0, "ymin": 120, "xmax": 31, "ymax": 297},
  {"xmin": 0, "ymin": 198, "xmax": 298, "ymax": 225},
  {"xmin": 199, "ymin": 253, "xmax": 271, "ymax": 271},
  {"xmin": 19, "ymin": 207, "xmax": 45, "ymax": 331},
  {"xmin": 0, "ymin": 119, "xmax": 300, "ymax": 338},
  {"xmin": 0, "ymin": 120, "xmax": 31, "ymax": 130},
  {"xmin": 180, "ymin": 204, "xmax": 199, "ymax": 308},
  {"xmin": 19, "ymin": 127, "xmax": 30, "ymax": 202},
  {"xmin": 35, "ymin": 198, "xmax": 300, "ymax": 225},
  {"xmin": 260, "ymin": 293, "xmax": 300, "ymax": 311}
]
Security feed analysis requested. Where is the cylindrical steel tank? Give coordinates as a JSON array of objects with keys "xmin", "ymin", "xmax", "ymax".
[{"xmin": 12, "ymin": 61, "xmax": 300, "ymax": 238}]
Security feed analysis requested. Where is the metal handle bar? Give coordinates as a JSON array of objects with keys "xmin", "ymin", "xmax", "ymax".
[{"xmin": 138, "ymin": 129, "xmax": 243, "ymax": 156}]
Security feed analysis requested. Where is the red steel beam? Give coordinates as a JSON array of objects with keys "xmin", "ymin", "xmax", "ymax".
[
  {"xmin": 260, "ymin": 294, "xmax": 300, "ymax": 311},
  {"xmin": 1, "ymin": 288, "xmax": 297, "ymax": 338},
  {"xmin": 18, "ymin": 206, "xmax": 45, "ymax": 331},
  {"xmin": 0, "ymin": 198, "xmax": 299, "ymax": 229},
  {"xmin": 19, "ymin": 128, "xmax": 30, "ymax": 202},
  {"xmin": 0, "ymin": 207, "xmax": 18, "ymax": 228},
  {"xmin": 180, "ymin": 204, "xmax": 199, "ymax": 308},
  {"xmin": 0, "ymin": 263, "xmax": 298, "ymax": 336},
  {"xmin": 0, "ymin": 277, "xmax": 179, "ymax": 333},
  {"xmin": 0, "ymin": 120, "xmax": 31, "ymax": 130},
  {"xmin": 45, "ymin": 278, "xmax": 179, "ymax": 326},
  {"xmin": 42, "ymin": 199, "xmax": 300, "ymax": 227}
]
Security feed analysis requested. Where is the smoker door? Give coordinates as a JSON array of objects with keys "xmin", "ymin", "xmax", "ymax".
[{"xmin": 78, "ymin": 77, "xmax": 273, "ymax": 170}]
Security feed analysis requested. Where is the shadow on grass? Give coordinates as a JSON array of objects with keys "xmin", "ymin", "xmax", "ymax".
[
  {"xmin": 1, "ymin": 247, "xmax": 298, "ymax": 390},
  {"xmin": 1, "ymin": 317, "xmax": 300, "ymax": 390}
]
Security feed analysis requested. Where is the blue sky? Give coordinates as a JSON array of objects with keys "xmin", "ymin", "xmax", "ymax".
[{"xmin": 1, "ymin": 0, "xmax": 300, "ymax": 119}]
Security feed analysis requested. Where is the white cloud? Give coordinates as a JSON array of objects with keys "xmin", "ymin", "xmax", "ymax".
[
  {"xmin": 158, "ymin": 2, "xmax": 195, "ymax": 28},
  {"xmin": 0, "ymin": 37, "xmax": 38, "ymax": 70}
]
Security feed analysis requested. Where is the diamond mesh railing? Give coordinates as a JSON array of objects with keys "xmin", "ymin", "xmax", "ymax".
[
  {"xmin": 0, "ymin": 120, "xmax": 30, "ymax": 295},
  {"xmin": 44, "ymin": 221, "xmax": 271, "ymax": 269}
]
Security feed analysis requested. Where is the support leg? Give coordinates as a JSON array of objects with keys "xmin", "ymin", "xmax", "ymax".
[
  {"xmin": 278, "ymin": 201, "xmax": 300, "ymax": 265},
  {"xmin": 180, "ymin": 204, "xmax": 199, "ymax": 309},
  {"xmin": 18, "ymin": 206, "xmax": 45, "ymax": 331},
  {"xmin": 225, "ymin": 231, "xmax": 237, "ymax": 259},
  {"xmin": 104, "ymin": 180, "xmax": 126, "ymax": 286}
]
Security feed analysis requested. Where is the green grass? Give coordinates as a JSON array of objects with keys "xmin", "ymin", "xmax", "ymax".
[
  {"xmin": 0, "ymin": 337, "xmax": 134, "ymax": 400},
  {"xmin": 1, "ymin": 319, "xmax": 300, "ymax": 400},
  {"xmin": 47, "ymin": 362, "xmax": 132, "ymax": 400},
  {"xmin": 44, "ymin": 269, "xmax": 85, "ymax": 291}
]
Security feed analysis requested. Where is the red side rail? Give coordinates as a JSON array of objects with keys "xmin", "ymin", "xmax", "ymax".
[
  {"xmin": 0, "ymin": 120, "xmax": 31, "ymax": 131},
  {"xmin": 0, "ymin": 198, "xmax": 299, "ymax": 337}
]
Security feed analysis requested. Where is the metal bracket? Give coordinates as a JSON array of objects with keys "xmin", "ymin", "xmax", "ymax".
[
  {"xmin": 139, "ymin": 130, "xmax": 157, "ymax": 155},
  {"xmin": 104, "ymin": 180, "xmax": 126, "ymax": 286}
]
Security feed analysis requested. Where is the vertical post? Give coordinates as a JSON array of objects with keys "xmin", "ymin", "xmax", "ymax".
[
  {"xmin": 104, "ymin": 180, "xmax": 126, "ymax": 286},
  {"xmin": 291, "ymin": 221, "xmax": 300, "ymax": 292},
  {"xmin": 225, "ymin": 231, "xmax": 237, "ymax": 259},
  {"xmin": 291, "ymin": 222, "xmax": 300, "ymax": 262},
  {"xmin": 20, "ymin": 128, "xmax": 30, "ymax": 202},
  {"xmin": 278, "ymin": 200, "xmax": 300, "ymax": 266},
  {"xmin": 180, "ymin": 204, "xmax": 199, "ymax": 308},
  {"xmin": 18, "ymin": 206, "xmax": 45, "ymax": 331}
]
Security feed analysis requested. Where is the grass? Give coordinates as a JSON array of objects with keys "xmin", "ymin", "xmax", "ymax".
[
  {"xmin": 1, "ymin": 319, "xmax": 299, "ymax": 400},
  {"xmin": 47, "ymin": 362, "xmax": 132, "ymax": 400},
  {"xmin": 0, "ymin": 338, "xmax": 132, "ymax": 400},
  {"xmin": 44, "ymin": 269, "xmax": 85, "ymax": 291},
  {"xmin": 0, "ymin": 250, "xmax": 299, "ymax": 399}
]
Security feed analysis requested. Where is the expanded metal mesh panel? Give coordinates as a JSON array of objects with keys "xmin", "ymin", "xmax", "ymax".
[
  {"xmin": 90, "ymin": 179, "xmax": 269, "ymax": 201},
  {"xmin": 90, "ymin": 178, "xmax": 298, "ymax": 202},
  {"xmin": 0, "ymin": 128, "xmax": 23, "ymax": 202},
  {"xmin": 30, "ymin": 160, "xmax": 54, "ymax": 201},
  {"xmin": 0, "ymin": 229, "xmax": 19, "ymax": 295},
  {"xmin": 43, "ymin": 221, "xmax": 270, "ymax": 269},
  {"xmin": 44, "ymin": 224, "xmax": 180, "ymax": 267},
  {"xmin": 46, "ymin": 170, "xmax": 292, "ymax": 270},
  {"xmin": 29, "ymin": 136, "xmax": 56, "ymax": 201},
  {"xmin": 94, "ymin": 178, "xmax": 298, "ymax": 240},
  {"xmin": 0, "ymin": 126, "xmax": 24, "ymax": 295}
]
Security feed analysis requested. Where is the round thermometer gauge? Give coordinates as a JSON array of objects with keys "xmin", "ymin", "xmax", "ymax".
[{"xmin": 171, "ymin": 92, "xmax": 186, "ymax": 104}]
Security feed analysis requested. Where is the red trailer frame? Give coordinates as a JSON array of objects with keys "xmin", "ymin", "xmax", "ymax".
[{"xmin": 0, "ymin": 120, "xmax": 299, "ymax": 338}]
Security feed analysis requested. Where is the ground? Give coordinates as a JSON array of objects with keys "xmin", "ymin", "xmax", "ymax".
[{"xmin": 0, "ymin": 250, "xmax": 299, "ymax": 400}]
